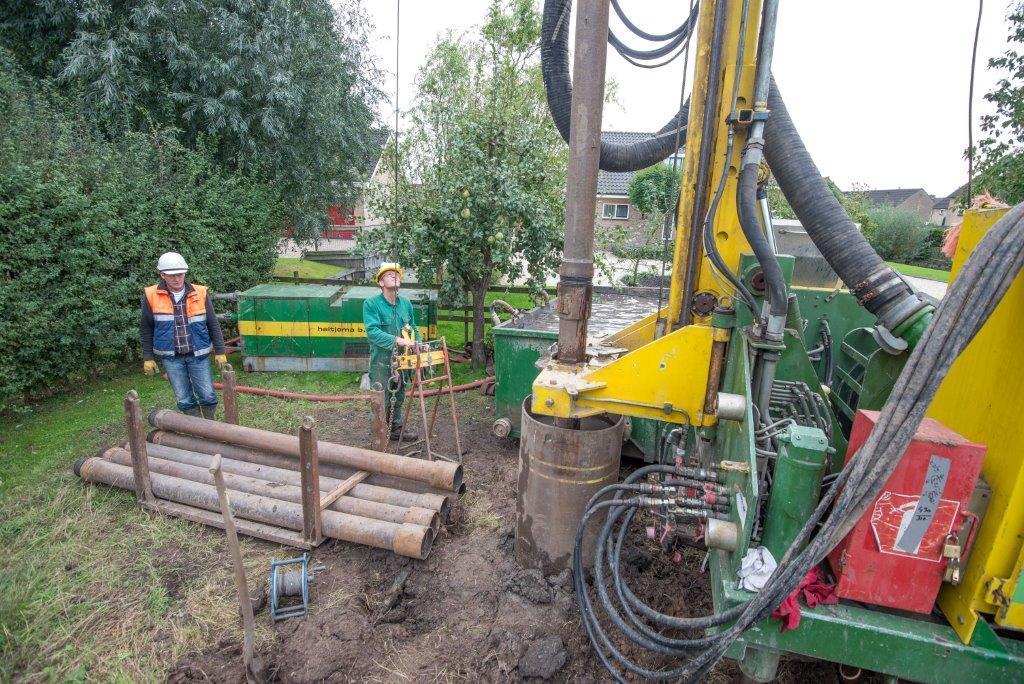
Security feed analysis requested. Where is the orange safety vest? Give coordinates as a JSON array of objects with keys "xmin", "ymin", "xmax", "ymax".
[{"xmin": 144, "ymin": 283, "xmax": 212, "ymax": 357}]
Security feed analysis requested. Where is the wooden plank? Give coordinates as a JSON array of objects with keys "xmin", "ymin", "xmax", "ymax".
[
  {"xmin": 141, "ymin": 499, "xmax": 312, "ymax": 548},
  {"xmin": 124, "ymin": 390, "xmax": 154, "ymax": 502},
  {"xmin": 221, "ymin": 365, "xmax": 239, "ymax": 425},
  {"xmin": 298, "ymin": 416, "xmax": 322, "ymax": 544},
  {"xmin": 320, "ymin": 471, "xmax": 370, "ymax": 510}
]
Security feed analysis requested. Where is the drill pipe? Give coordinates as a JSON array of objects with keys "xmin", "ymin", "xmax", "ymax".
[
  {"xmin": 148, "ymin": 431, "xmax": 460, "ymax": 503},
  {"xmin": 100, "ymin": 447, "xmax": 440, "ymax": 534},
  {"xmin": 148, "ymin": 410, "xmax": 462, "ymax": 492},
  {"xmin": 76, "ymin": 456, "xmax": 432, "ymax": 558}
]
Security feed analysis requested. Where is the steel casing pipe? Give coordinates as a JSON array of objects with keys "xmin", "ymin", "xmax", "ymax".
[
  {"xmin": 148, "ymin": 431, "xmax": 459, "ymax": 506},
  {"xmin": 148, "ymin": 410, "xmax": 462, "ymax": 492},
  {"xmin": 99, "ymin": 447, "xmax": 440, "ymax": 534},
  {"xmin": 76, "ymin": 456, "xmax": 432, "ymax": 558}
]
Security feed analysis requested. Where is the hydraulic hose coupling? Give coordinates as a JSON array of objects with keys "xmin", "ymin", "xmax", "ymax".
[
  {"xmin": 636, "ymin": 496, "xmax": 676, "ymax": 508},
  {"xmin": 740, "ymin": 137, "xmax": 765, "ymax": 168},
  {"xmin": 672, "ymin": 506, "xmax": 730, "ymax": 521},
  {"xmin": 854, "ymin": 266, "xmax": 931, "ymax": 332}
]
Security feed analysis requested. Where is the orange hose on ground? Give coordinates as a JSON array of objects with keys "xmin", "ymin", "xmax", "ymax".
[{"xmin": 211, "ymin": 377, "xmax": 496, "ymax": 402}]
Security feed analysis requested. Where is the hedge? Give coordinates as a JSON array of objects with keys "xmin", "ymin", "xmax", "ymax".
[{"xmin": 0, "ymin": 51, "xmax": 283, "ymax": 412}]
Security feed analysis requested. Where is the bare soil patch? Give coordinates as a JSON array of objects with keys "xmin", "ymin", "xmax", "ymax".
[{"xmin": 169, "ymin": 392, "xmax": 832, "ymax": 682}]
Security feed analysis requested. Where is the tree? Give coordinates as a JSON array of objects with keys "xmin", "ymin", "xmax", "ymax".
[
  {"xmin": 863, "ymin": 206, "xmax": 929, "ymax": 264},
  {"xmin": 363, "ymin": 0, "xmax": 567, "ymax": 367},
  {"xmin": 597, "ymin": 164, "xmax": 681, "ymax": 284},
  {"xmin": 1, "ymin": 0, "xmax": 383, "ymax": 242},
  {"xmin": 976, "ymin": 2, "xmax": 1024, "ymax": 204},
  {"xmin": 629, "ymin": 164, "xmax": 682, "ymax": 216}
]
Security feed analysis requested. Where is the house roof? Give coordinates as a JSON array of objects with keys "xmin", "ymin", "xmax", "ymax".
[
  {"xmin": 596, "ymin": 131, "xmax": 684, "ymax": 196},
  {"xmin": 852, "ymin": 188, "xmax": 930, "ymax": 207},
  {"xmin": 364, "ymin": 128, "xmax": 391, "ymax": 180}
]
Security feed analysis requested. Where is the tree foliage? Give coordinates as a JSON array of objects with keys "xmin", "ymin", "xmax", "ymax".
[
  {"xmin": 1, "ymin": 0, "xmax": 382, "ymax": 241},
  {"xmin": 862, "ymin": 206, "xmax": 929, "ymax": 264},
  {"xmin": 976, "ymin": 1, "xmax": 1024, "ymax": 204},
  {"xmin": 0, "ymin": 49, "xmax": 281, "ymax": 412},
  {"xmin": 362, "ymin": 0, "xmax": 567, "ymax": 367},
  {"xmin": 627, "ymin": 164, "xmax": 681, "ymax": 216}
]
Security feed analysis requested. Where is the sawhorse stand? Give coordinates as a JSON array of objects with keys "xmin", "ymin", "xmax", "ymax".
[{"xmin": 393, "ymin": 328, "xmax": 463, "ymax": 462}]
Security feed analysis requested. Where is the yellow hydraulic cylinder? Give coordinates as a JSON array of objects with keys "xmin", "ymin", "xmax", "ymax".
[{"xmin": 930, "ymin": 208, "xmax": 1024, "ymax": 643}]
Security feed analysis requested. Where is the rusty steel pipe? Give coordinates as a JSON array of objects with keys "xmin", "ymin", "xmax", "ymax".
[
  {"xmin": 148, "ymin": 431, "xmax": 460, "ymax": 505},
  {"xmin": 703, "ymin": 338, "xmax": 728, "ymax": 417},
  {"xmin": 148, "ymin": 410, "xmax": 462, "ymax": 492},
  {"xmin": 135, "ymin": 442, "xmax": 450, "ymax": 519},
  {"xmin": 556, "ymin": 0, "xmax": 611, "ymax": 364},
  {"xmin": 76, "ymin": 456, "xmax": 433, "ymax": 558},
  {"xmin": 100, "ymin": 447, "xmax": 440, "ymax": 534}
]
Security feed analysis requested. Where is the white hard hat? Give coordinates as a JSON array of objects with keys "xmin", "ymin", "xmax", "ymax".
[{"xmin": 157, "ymin": 252, "xmax": 189, "ymax": 274}]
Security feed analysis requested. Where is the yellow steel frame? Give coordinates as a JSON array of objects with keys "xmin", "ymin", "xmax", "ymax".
[
  {"xmin": 531, "ymin": 0, "xmax": 762, "ymax": 426},
  {"xmin": 931, "ymin": 208, "xmax": 1024, "ymax": 643}
]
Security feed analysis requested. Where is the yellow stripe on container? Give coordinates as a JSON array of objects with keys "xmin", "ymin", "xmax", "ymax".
[{"xmin": 239, "ymin": 321, "xmax": 434, "ymax": 339}]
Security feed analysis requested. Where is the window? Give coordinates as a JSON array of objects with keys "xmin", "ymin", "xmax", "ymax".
[{"xmin": 602, "ymin": 203, "xmax": 629, "ymax": 220}]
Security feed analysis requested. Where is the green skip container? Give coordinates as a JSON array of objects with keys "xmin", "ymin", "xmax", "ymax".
[
  {"xmin": 238, "ymin": 284, "xmax": 437, "ymax": 372},
  {"xmin": 491, "ymin": 287, "xmax": 667, "ymax": 461}
]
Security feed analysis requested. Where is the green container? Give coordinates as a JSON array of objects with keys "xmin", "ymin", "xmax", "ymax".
[
  {"xmin": 237, "ymin": 283, "xmax": 437, "ymax": 371},
  {"xmin": 491, "ymin": 290, "xmax": 666, "ymax": 460}
]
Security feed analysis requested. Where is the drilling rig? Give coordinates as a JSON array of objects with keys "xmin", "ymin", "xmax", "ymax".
[{"xmin": 510, "ymin": 0, "xmax": 1024, "ymax": 680}]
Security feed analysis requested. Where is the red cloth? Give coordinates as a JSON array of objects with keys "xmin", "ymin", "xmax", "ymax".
[{"xmin": 771, "ymin": 567, "xmax": 837, "ymax": 632}]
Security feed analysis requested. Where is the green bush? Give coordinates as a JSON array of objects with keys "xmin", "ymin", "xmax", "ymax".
[
  {"xmin": 0, "ymin": 52, "xmax": 283, "ymax": 412},
  {"xmin": 610, "ymin": 244, "xmax": 666, "ymax": 261},
  {"xmin": 862, "ymin": 206, "xmax": 930, "ymax": 264}
]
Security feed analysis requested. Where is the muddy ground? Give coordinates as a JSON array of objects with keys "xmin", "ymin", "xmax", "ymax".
[{"xmin": 167, "ymin": 391, "xmax": 838, "ymax": 683}]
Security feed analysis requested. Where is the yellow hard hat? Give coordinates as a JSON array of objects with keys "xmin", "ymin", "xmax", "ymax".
[{"xmin": 375, "ymin": 262, "xmax": 404, "ymax": 283}]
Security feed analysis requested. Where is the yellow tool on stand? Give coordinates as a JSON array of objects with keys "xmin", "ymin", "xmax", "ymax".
[{"xmin": 391, "ymin": 326, "xmax": 463, "ymax": 462}]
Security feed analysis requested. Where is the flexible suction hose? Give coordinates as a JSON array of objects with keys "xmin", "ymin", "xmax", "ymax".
[
  {"xmin": 763, "ymin": 78, "xmax": 924, "ymax": 329},
  {"xmin": 542, "ymin": 0, "xmax": 692, "ymax": 172},
  {"xmin": 541, "ymin": 2, "xmax": 924, "ymax": 333}
]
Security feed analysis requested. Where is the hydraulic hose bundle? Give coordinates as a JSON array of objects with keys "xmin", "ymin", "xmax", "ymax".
[{"xmin": 574, "ymin": 203, "xmax": 1024, "ymax": 682}]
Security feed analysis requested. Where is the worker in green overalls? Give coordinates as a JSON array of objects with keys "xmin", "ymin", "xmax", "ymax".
[{"xmin": 363, "ymin": 262, "xmax": 419, "ymax": 441}]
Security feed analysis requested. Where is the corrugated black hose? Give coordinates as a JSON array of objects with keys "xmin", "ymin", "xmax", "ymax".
[
  {"xmin": 763, "ymin": 77, "xmax": 924, "ymax": 329},
  {"xmin": 542, "ymin": 0, "xmax": 693, "ymax": 172},
  {"xmin": 541, "ymin": 2, "xmax": 925, "ymax": 331}
]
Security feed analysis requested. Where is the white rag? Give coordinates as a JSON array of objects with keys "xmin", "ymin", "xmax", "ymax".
[{"xmin": 737, "ymin": 546, "xmax": 777, "ymax": 592}]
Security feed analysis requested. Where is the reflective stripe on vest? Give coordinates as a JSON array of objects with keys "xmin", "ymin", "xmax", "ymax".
[{"xmin": 145, "ymin": 284, "xmax": 212, "ymax": 357}]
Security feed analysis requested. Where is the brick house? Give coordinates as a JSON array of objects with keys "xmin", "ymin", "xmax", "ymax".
[
  {"xmin": 856, "ymin": 188, "xmax": 936, "ymax": 222},
  {"xmin": 851, "ymin": 187, "xmax": 963, "ymax": 227},
  {"xmin": 595, "ymin": 131, "xmax": 682, "ymax": 240}
]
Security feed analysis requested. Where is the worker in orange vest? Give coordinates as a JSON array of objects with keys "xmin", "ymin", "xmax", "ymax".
[{"xmin": 140, "ymin": 252, "xmax": 227, "ymax": 418}]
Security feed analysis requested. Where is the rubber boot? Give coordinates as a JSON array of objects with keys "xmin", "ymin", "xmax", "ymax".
[
  {"xmin": 389, "ymin": 426, "xmax": 418, "ymax": 442},
  {"xmin": 184, "ymin": 406, "xmax": 202, "ymax": 417},
  {"xmin": 199, "ymin": 404, "xmax": 217, "ymax": 420}
]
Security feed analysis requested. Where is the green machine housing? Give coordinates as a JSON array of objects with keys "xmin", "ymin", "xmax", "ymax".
[
  {"xmin": 237, "ymin": 284, "xmax": 438, "ymax": 372},
  {"xmin": 491, "ymin": 288, "xmax": 664, "ymax": 459}
]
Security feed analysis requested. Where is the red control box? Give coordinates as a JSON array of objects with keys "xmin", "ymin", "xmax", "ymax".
[{"xmin": 827, "ymin": 410, "xmax": 985, "ymax": 613}]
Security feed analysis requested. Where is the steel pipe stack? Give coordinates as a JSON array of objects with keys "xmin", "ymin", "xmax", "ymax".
[
  {"xmin": 75, "ymin": 455, "xmax": 433, "ymax": 558},
  {"xmin": 75, "ymin": 410, "xmax": 465, "ymax": 560}
]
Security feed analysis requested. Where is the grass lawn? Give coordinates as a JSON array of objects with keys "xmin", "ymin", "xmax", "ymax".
[
  {"xmin": 0, "ymin": 355, "xmax": 486, "ymax": 680},
  {"xmin": 273, "ymin": 257, "xmax": 342, "ymax": 279},
  {"xmin": 885, "ymin": 261, "xmax": 951, "ymax": 283}
]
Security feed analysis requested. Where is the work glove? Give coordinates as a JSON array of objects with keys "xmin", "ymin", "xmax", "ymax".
[
  {"xmin": 143, "ymin": 360, "xmax": 159, "ymax": 376},
  {"xmin": 214, "ymin": 354, "xmax": 228, "ymax": 367}
]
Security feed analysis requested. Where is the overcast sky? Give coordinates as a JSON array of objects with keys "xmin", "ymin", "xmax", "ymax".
[{"xmin": 359, "ymin": 0, "xmax": 1013, "ymax": 197}]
